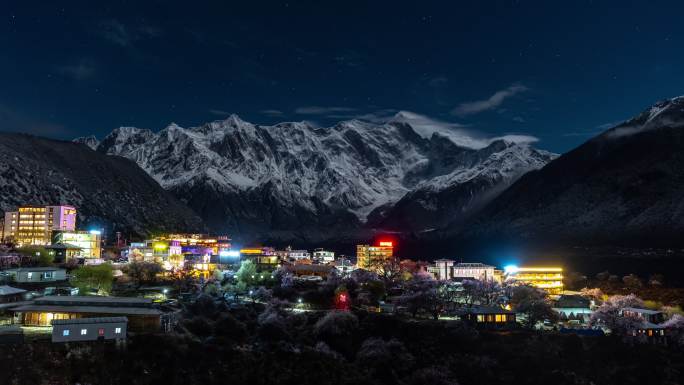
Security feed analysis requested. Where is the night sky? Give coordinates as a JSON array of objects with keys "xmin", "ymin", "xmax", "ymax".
[{"xmin": 2, "ymin": 0, "xmax": 684, "ymax": 153}]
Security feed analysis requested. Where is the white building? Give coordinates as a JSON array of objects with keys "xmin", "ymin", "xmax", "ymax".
[
  {"xmin": 433, "ymin": 259, "xmax": 455, "ymax": 281},
  {"xmin": 313, "ymin": 249, "xmax": 335, "ymax": 263},
  {"xmin": 452, "ymin": 263, "xmax": 496, "ymax": 282}
]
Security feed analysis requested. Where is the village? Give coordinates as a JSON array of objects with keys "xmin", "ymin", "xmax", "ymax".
[{"xmin": 1, "ymin": 203, "xmax": 683, "ymax": 347}]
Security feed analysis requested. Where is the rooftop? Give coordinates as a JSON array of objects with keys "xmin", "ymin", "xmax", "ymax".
[
  {"xmin": 3, "ymin": 267, "xmax": 64, "ymax": 272},
  {"xmin": 622, "ymin": 307, "xmax": 663, "ymax": 315},
  {"xmin": 10, "ymin": 304, "xmax": 161, "ymax": 316},
  {"xmin": 458, "ymin": 306, "xmax": 515, "ymax": 315},
  {"xmin": 454, "ymin": 262, "xmax": 495, "ymax": 268},
  {"xmin": 46, "ymin": 243, "xmax": 82, "ymax": 250},
  {"xmin": 35, "ymin": 295, "xmax": 152, "ymax": 305},
  {"xmin": 0, "ymin": 285, "xmax": 27, "ymax": 296},
  {"xmin": 51, "ymin": 316, "xmax": 129, "ymax": 325}
]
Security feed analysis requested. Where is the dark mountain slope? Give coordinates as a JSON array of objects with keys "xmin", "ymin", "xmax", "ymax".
[
  {"xmin": 0, "ymin": 132, "xmax": 204, "ymax": 237},
  {"xmin": 461, "ymin": 96, "xmax": 684, "ymax": 246}
]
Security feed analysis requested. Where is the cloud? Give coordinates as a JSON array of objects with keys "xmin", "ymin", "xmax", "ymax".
[
  {"xmin": 512, "ymin": 116, "xmax": 525, "ymax": 123},
  {"xmin": 99, "ymin": 19, "xmax": 162, "ymax": 47},
  {"xmin": 57, "ymin": 61, "xmax": 96, "ymax": 80},
  {"xmin": 295, "ymin": 106, "xmax": 357, "ymax": 115},
  {"xmin": 209, "ymin": 109, "xmax": 230, "ymax": 116},
  {"xmin": 389, "ymin": 110, "xmax": 538, "ymax": 149},
  {"xmin": 452, "ymin": 83, "xmax": 528, "ymax": 116},
  {"xmin": 333, "ymin": 50, "xmax": 364, "ymax": 68},
  {"xmin": 260, "ymin": 109, "xmax": 284, "ymax": 117},
  {"xmin": 428, "ymin": 76, "xmax": 449, "ymax": 88}
]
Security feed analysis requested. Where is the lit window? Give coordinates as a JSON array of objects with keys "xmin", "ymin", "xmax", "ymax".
[
  {"xmin": 477, "ymin": 314, "xmax": 484, "ymax": 322},
  {"xmin": 495, "ymin": 314, "xmax": 504, "ymax": 322},
  {"xmin": 63, "ymin": 329, "xmax": 70, "ymax": 336},
  {"xmin": 80, "ymin": 329, "xmax": 87, "ymax": 335},
  {"xmin": 98, "ymin": 328, "xmax": 105, "ymax": 336},
  {"xmin": 115, "ymin": 327, "xmax": 122, "ymax": 334},
  {"xmin": 27, "ymin": 272, "xmax": 33, "ymax": 279}
]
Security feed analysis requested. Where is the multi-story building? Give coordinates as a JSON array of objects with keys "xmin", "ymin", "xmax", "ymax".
[
  {"xmin": 240, "ymin": 247, "xmax": 279, "ymax": 269},
  {"xmin": 429, "ymin": 261, "xmax": 496, "ymax": 282},
  {"xmin": 356, "ymin": 241, "xmax": 394, "ymax": 270},
  {"xmin": 312, "ymin": 249, "xmax": 335, "ymax": 263},
  {"xmin": 52, "ymin": 230, "xmax": 102, "ymax": 260},
  {"xmin": 452, "ymin": 263, "xmax": 496, "ymax": 282},
  {"xmin": 432, "ymin": 259, "xmax": 455, "ymax": 280},
  {"xmin": 276, "ymin": 247, "xmax": 311, "ymax": 262},
  {"xmin": 3, "ymin": 205, "xmax": 76, "ymax": 246},
  {"xmin": 504, "ymin": 266, "xmax": 564, "ymax": 295}
]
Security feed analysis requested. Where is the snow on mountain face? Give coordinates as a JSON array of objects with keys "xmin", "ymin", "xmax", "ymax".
[
  {"xmin": 83, "ymin": 115, "xmax": 555, "ymax": 239},
  {"xmin": 73, "ymin": 135, "xmax": 100, "ymax": 150}
]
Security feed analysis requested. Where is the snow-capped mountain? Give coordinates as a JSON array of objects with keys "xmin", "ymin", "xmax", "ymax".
[
  {"xmin": 461, "ymin": 96, "xmax": 684, "ymax": 246},
  {"xmin": 76, "ymin": 113, "xmax": 555, "ymax": 241}
]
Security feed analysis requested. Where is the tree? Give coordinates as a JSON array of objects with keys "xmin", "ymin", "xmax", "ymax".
[
  {"xmin": 396, "ymin": 276, "xmax": 442, "ymax": 319},
  {"xmin": 235, "ymin": 260, "xmax": 258, "ymax": 287},
  {"xmin": 648, "ymin": 274, "xmax": 665, "ymax": 287},
  {"xmin": 71, "ymin": 263, "xmax": 114, "ymax": 295},
  {"xmin": 663, "ymin": 314, "xmax": 684, "ymax": 329},
  {"xmin": 622, "ymin": 274, "xmax": 643, "ymax": 289},
  {"xmin": 125, "ymin": 261, "xmax": 163, "ymax": 286},
  {"xmin": 510, "ymin": 285, "xmax": 557, "ymax": 328},
  {"xmin": 461, "ymin": 279, "xmax": 501, "ymax": 307},
  {"xmin": 589, "ymin": 294, "xmax": 645, "ymax": 334}
]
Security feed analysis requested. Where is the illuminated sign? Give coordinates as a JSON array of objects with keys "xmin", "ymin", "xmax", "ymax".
[{"xmin": 378, "ymin": 241, "xmax": 393, "ymax": 247}]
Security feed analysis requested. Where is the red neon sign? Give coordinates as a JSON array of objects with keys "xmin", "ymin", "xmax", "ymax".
[{"xmin": 378, "ymin": 241, "xmax": 393, "ymax": 247}]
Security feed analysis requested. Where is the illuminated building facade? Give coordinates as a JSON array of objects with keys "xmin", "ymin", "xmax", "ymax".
[
  {"xmin": 504, "ymin": 266, "xmax": 564, "ymax": 295},
  {"xmin": 240, "ymin": 247, "xmax": 278, "ymax": 269},
  {"xmin": 452, "ymin": 263, "xmax": 496, "ymax": 282},
  {"xmin": 356, "ymin": 241, "xmax": 394, "ymax": 270},
  {"xmin": 276, "ymin": 247, "xmax": 311, "ymax": 262},
  {"xmin": 3, "ymin": 205, "xmax": 76, "ymax": 246},
  {"xmin": 313, "ymin": 249, "xmax": 335, "ymax": 263},
  {"xmin": 52, "ymin": 230, "xmax": 102, "ymax": 259}
]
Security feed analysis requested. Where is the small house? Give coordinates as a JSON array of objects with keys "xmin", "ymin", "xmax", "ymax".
[
  {"xmin": 51, "ymin": 317, "xmax": 127, "ymax": 343},
  {"xmin": 457, "ymin": 306, "xmax": 517, "ymax": 329},
  {"xmin": 2, "ymin": 267, "xmax": 67, "ymax": 283},
  {"xmin": 0, "ymin": 285, "xmax": 27, "ymax": 303}
]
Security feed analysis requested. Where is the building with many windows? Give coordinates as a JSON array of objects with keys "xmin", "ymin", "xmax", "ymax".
[
  {"xmin": 51, "ymin": 230, "xmax": 102, "ymax": 260},
  {"xmin": 2, "ymin": 205, "xmax": 76, "ymax": 246},
  {"xmin": 504, "ymin": 266, "xmax": 564, "ymax": 295},
  {"xmin": 312, "ymin": 249, "xmax": 335, "ymax": 263},
  {"xmin": 356, "ymin": 241, "xmax": 394, "ymax": 270}
]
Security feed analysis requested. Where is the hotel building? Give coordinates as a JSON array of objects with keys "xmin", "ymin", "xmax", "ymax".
[
  {"xmin": 505, "ymin": 266, "xmax": 564, "ymax": 295},
  {"xmin": 51, "ymin": 230, "xmax": 102, "ymax": 260},
  {"xmin": 3, "ymin": 205, "xmax": 76, "ymax": 246},
  {"xmin": 356, "ymin": 241, "xmax": 394, "ymax": 270}
]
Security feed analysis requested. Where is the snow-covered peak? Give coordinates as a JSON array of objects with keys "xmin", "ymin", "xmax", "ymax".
[
  {"xmin": 604, "ymin": 96, "xmax": 684, "ymax": 139},
  {"xmin": 73, "ymin": 135, "xmax": 100, "ymax": 150}
]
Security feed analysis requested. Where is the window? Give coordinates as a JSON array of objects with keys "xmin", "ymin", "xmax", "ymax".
[
  {"xmin": 115, "ymin": 327, "xmax": 122, "ymax": 334},
  {"xmin": 80, "ymin": 329, "xmax": 87, "ymax": 335},
  {"xmin": 63, "ymin": 329, "xmax": 70, "ymax": 336},
  {"xmin": 476, "ymin": 315, "xmax": 484, "ymax": 322},
  {"xmin": 43, "ymin": 272, "xmax": 53, "ymax": 279},
  {"xmin": 27, "ymin": 272, "xmax": 33, "ymax": 279},
  {"xmin": 98, "ymin": 328, "xmax": 105, "ymax": 336},
  {"xmin": 495, "ymin": 314, "xmax": 504, "ymax": 322}
]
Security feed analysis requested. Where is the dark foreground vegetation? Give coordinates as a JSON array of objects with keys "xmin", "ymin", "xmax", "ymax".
[{"xmin": 1, "ymin": 301, "xmax": 683, "ymax": 385}]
